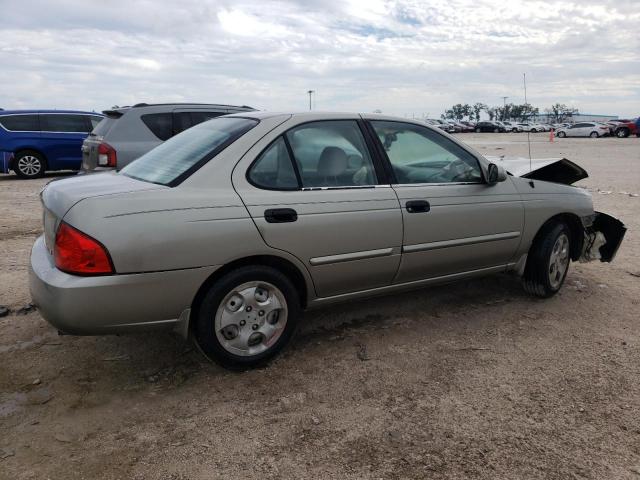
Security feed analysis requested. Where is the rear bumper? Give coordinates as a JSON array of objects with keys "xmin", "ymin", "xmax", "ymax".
[{"xmin": 29, "ymin": 236, "xmax": 219, "ymax": 335}]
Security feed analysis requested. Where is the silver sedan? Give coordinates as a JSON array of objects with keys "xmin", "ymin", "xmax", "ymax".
[{"xmin": 30, "ymin": 112, "xmax": 626, "ymax": 369}]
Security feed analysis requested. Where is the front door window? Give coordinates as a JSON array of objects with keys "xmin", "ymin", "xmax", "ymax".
[{"xmin": 370, "ymin": 121, "xmax": 482, "ymax": 184}]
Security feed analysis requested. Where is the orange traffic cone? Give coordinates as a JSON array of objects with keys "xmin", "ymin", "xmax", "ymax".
[{"xmin": 549, "ymin": 128, "xmax": 555, "ymax": 142}]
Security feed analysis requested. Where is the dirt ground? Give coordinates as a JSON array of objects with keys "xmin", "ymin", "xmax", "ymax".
[{"xmin": 1, "ymin": 132, "xmax": 639, "ymax": 480}]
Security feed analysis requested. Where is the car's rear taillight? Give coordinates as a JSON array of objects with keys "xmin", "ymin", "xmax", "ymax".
[
  {"xmin": 97, "ymin": 142, "xmax": 117, "ymax": 167},
  {"xmin": 54, "ymin": 222, "xmax": 114, "ymax": 275}
]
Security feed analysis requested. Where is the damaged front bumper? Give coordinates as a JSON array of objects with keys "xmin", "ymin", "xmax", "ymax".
[{"xmin": 580, "ymin": 212, "xmax": 627, "ymax": 262}]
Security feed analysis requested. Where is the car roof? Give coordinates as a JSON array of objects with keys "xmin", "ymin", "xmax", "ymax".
[
  {"xmin": 0, "ymin": 109, "xmax": 100, "ymax": 115},
  {"xmin": 103, "ymin": 103, "xmax": 255, "ymax": 116},
  {"xmin": 226, "ymin": 111, "xmax": 444, "ymax": 124}
]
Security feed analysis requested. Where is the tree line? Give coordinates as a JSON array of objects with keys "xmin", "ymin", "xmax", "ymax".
[{"xmin": 441, "ymin": 103, "xmax": 579, "ymax": 123}]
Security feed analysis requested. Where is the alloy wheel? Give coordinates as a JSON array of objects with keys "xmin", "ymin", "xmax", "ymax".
[
  {"xmin": 548, "ymin": 233, "xmax": 569, "ymax": 290},
  {"xmin": 17, "ymin": 155, "xmax": 42, "ymax": 177}
]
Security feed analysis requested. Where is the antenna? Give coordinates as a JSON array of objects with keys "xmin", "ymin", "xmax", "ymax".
[{"xmin": 523, "ymin": 73, "xmax": 532, "ymax": 172}]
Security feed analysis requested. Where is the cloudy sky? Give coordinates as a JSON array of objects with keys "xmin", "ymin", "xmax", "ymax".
[{"xmin": 1, "ymin": 0, "xmax": 638, "ymax": 117}]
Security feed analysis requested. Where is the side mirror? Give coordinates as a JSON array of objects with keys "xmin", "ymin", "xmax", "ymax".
[{"xmin": 486, "ymin": 163, "xmax": 507, "ymax": 185}]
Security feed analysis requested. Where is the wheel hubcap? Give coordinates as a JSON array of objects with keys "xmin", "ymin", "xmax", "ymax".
[
  {"xmin": 548, "ymin": 233, "xmax": 569, "ymax": 289},
  {"xmin": 17, "ymin": 155, "xmax": 41, "ymax": 176},
  {"xmin": 215, "ymin": 281, "xmax": 288, "ymax": 357}
]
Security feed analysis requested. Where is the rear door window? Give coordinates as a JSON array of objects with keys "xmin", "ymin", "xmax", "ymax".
[
  {"xmin": 0, "ymin": 114, "xmax": 40, "ymax": 131},
  {"xmin": 40, "ymin": 114, "xmax": 91, "ymax": 133},
  {"xmin": 141, "ymin": 113, "xmax": 173, "ymax": 140},
  {"xmin": 285, "ymin": 120, "xmax": 377, "ymax": 188}
]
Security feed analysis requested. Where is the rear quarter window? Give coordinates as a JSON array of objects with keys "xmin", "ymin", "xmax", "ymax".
[
  {"xmin": 141, "ymin": 113, "xmax": 172, "ymax": 140},
  {"xmin": 0, "ymin": 114, "xmax": 40, "ymax": 131}
]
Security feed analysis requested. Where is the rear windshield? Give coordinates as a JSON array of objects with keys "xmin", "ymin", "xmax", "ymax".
[
  {"xmin": 121, "ymin": 117, "xmax": 258, "ymax": 186},
  {"xmin": 92, "ymin": 117, "xmax": 117, "ymax": 136}
]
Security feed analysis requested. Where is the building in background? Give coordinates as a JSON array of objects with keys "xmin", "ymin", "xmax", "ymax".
[{"xmin": 532, "ymin": 113, "xmax": 619, "ymax": 124}]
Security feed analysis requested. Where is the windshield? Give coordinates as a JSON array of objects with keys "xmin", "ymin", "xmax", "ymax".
[{"xmin": 121, "ymin": 117, "xmax": 258, "ymax": 186}]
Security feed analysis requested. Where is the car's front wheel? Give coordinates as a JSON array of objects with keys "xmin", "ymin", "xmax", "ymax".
[
  {"xmin": 194, "ymin": 266, "xmax": 301, "ymax": 369},
  {"xmin": 590, "ymin": 131, "xmax": 599, "ymax": 138},
  {"xmin": 616, "ymin": 128, "xmax": 629, "ymax": 138},
  {"xmin": 522, "ymin": 222, "xmax": 571, "ymax": 298},
  {"xmin": 557, "ymin": 131, "xmax": 566, "ymax": 138},
  {"xmin": 13, "ymin": 150, "xmax": 45, "ymax": 179}
]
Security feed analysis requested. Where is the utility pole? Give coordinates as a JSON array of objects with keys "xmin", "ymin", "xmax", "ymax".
[
  {"xmin": 307, "ymin": 90, "xmax": 314, "ymax": 111},
  {"xmin": 502, "ymin": 96, "xmax": 508, "ymax": 120}
]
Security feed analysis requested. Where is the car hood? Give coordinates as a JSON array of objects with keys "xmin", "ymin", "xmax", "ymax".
[
  {"xmin": 485, "ymin": 156, "xmax": 588, "ymax": 185},
  {"xmin": 41, "ymin": 172, "xmax": 164, "ymax": 219}
]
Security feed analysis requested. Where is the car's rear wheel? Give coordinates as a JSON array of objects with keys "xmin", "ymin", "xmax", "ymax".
[
  {"xmin": 522, "ymin": 222, "xmax": 571, "ymax": 298},
  {"xmin": 194, "ymin": 266, "xmax": 301, "ymax": 370},
  {"xmin": 616, "ymin": 128, "xmax": 629, "ymax": 138},
  {"xmin": 590, "ymin": 131, "xmax": 599, "ymax": 138},
  {"xmin": 557, "ymin": 131, "xmax": 566, "ymax": 138},
  {"xmin": 475, "ymin": 127, "xmax": 481, "ymax": 133},
  {"xmin": 13, "ymin": 151, "xmax": 45, "ymax": 179},
  {"xmin": 530, "ymin": 128, "xmax": 537, "ymax": 133}
]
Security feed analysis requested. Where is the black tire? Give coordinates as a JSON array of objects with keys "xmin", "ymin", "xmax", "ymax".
[
  {"xmin": 590, "ymin": 131, "xmax": 599, "ymax": 138},
  {"xmin": 475, "ymin": 127, "xmax": 481, "ymax": 133},
  {"xmin": 530, "ymin": 128, "xmax": 537, "ymax": 133},
  {"xmin": 13, "ymin": 150, "xmax": 46, "ymax": 179},
  {"xmin": 522, "ymin": 222, "xmax": 571, "ymax": 298},
  {"xmin": 557, "ymin": 131, "xmax": 566, "ymax": 138},
  {"xmin": 194, "ymin": 265, "xmax": 301, "ymax": 370},
  {"xmin": 616, "ymin": 128, "xmax": 629, "ymax": 138},
  {"xmin": 493, "ymin": 128, "xmax": 499, "ymax": 133}
]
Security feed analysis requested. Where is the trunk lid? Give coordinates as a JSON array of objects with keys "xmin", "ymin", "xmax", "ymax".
[{"xmin": 41, "ymin": 172, "xmax": 164, "ymax": 222}]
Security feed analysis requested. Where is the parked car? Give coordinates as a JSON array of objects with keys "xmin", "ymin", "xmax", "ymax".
[
  {"xmin": 502, "ymin": 121, "xmax": 521, "ymax": 132},
  {"xmin": 81, "ymin": 103, "xmax": 254, "ymax": 172},
  {"xmin": 0, "ymin": 110, "xmax": 103, "ymax": 178},
  {"xmin": 607, "ymin": 119, "xmax": 638, "ymax": 138},
  {"xmin": 474, "ymin": 121, "xmax": 506, "ymax": 132},
  {"xmin": 455, "ymin": 122, "xmax": 475, "ymax": 133},
  {"xmin": 555, "ymin": 122, "xmax": 611, "ymax": 138},
  {"xmin": 517, "ymin": 122, "xmax": 545, "ymax": 133},
  {"xmin": 30, "ymin": 112, "xmax": 625, "ymax": 369},
  {"xmin": 427, "ymin": 119, "xmax": 455, "ymax": 133}
]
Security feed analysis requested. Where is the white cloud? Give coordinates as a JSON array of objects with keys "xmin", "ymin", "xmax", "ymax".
[{"xmin": 0, "ymin": 0, "xmax": 638, "ymax": 117}]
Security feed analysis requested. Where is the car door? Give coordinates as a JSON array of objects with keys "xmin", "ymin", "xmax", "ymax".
[
  {"xmin": 367, "ymin": 119, "xmax": 524, "ymax": 284},
  {"xmin": 570, "ymin": 123, "xmax": 588, "ymax": 137},
  {"xmin": 233, "ymin": 117, "xmax": 403, "ymax": 298},
  {"xmin": 39, "ymin": 114, "xmax": 91, "ymax": 169}
]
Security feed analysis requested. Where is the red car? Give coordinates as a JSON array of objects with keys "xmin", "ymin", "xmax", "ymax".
[{"xmin": 608, "ymin": 119, "xmax": 637, "ymax": 138}]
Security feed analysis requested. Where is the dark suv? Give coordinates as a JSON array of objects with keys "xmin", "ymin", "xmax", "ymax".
[{"xmin": 81, "ymin": 103, "xmax": 254, "ymax": 172}]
